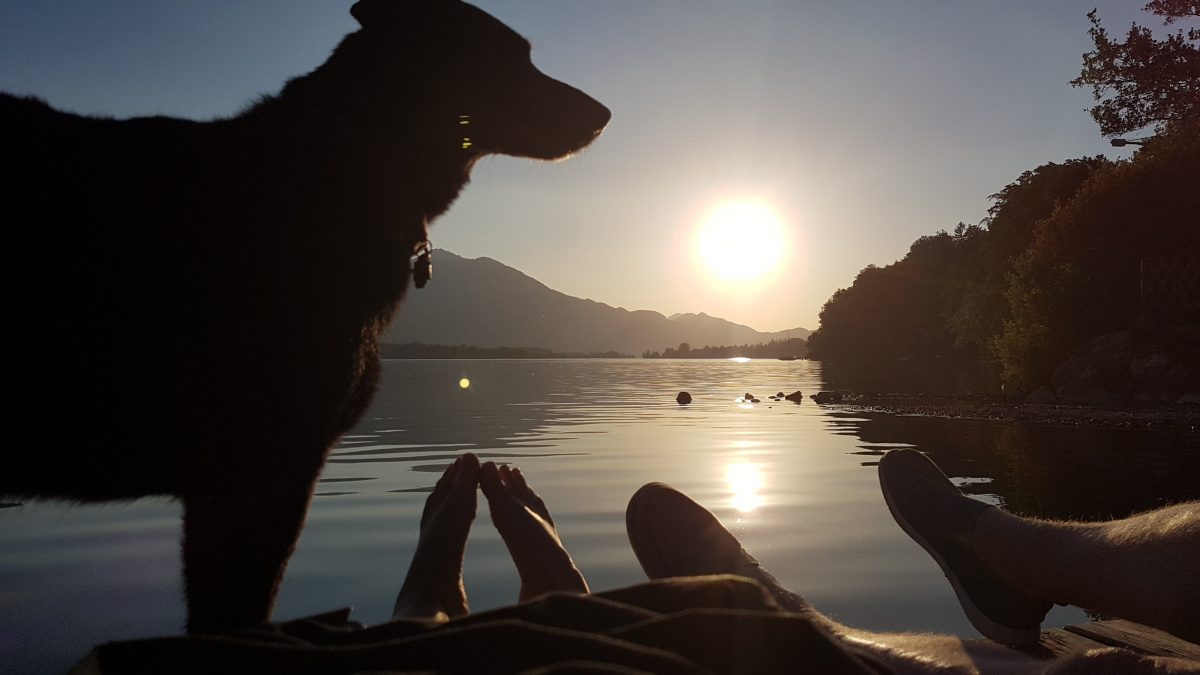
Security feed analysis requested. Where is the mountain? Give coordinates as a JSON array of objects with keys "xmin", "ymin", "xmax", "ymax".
[{"xmin": 382, "ymin": 251, "xmax": 810, "ymax": 355}]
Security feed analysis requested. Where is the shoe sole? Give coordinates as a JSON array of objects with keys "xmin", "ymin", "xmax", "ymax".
[
  {"xmin": 626, "ymin": 483, "xmax": 677, "ymax": 579},
  {"xmin": 878, "ymin": 471, "xmax": 1041, "ymax": 646}
]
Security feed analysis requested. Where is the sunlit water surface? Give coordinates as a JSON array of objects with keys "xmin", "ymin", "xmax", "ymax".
[{"xmin": 3, "ymin": 359, "xmax": 1198, "ymax": 672}]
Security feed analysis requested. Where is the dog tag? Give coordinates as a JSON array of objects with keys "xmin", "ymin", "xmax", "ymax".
[{"xmin": 413, "ymin": 243, "xmax": 432, "ymax": 289}]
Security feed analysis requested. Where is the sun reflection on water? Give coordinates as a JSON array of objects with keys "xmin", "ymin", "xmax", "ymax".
[{"xmin": 725, "ymin": 462, "xmax": 764, "ymax": 513}]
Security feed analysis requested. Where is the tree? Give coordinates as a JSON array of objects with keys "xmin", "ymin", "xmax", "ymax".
[
  {"xmin": 982, "ymin": 159, "xmax": 1109, "ymax": 258},
  {"xmin": 806, "ymin": 235, "xmax": 964, "ymax": 365},
  {"xmin": 937, "ymin": 160, "xmax": 1107, "ymax": 353},
  {"xmin": 1071, "ymin": 2, "xmax": 1200, "ymax": 136},
  {"xmin": 996, "ymin": 118, "xmax": 1200, "ymax": 389}
]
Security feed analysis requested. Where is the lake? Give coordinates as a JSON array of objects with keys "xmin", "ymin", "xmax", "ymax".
[{"xmin": 2, "ymin": 359, "xmax": 1198, "ymax": 673}]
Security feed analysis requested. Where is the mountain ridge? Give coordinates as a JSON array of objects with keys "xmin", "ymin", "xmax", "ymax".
[{"xmin": 383, "ymin": 250, "xmax": 810, "ymax": 355}]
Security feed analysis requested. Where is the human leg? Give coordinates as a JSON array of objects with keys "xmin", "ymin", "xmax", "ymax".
[
  {"xmin": 479, "ymin": 462, "xmax": 589, "ymax": 601},
  {"xmin": 392, "ymin": 453, "xmax": 480, "ymax": 621},
  {"xmin": 971, "ymin": 500, "xmax": 1199, "ymax": 642},
  {"xmin": 879, "ymin": 448, "xmax": 1200, "ymax": 643},
  {"xmin": 624, "ymin": 481, "xmax": 1056, "ymax": 673},
  {"xmin": 877, "ymin": 449, "xmax": 1052, "ymax": 645}
]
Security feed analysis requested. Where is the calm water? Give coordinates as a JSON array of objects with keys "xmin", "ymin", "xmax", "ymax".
[{"xmin": 3, "ymin": 359, "xmax": 1198, "ymax": 672}]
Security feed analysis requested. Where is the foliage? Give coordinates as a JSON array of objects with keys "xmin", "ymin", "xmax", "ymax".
[
  {"xmin": 1070, "ymin": 2, "xmax": 1200, "ymax": 136},
  {"xmin": 982, "ymin": 159, "xmax": 1110, "ymax": 257},
  {"xmin": 810, "ymin": 121, "xmax": 1199, "ymax": 392},
  {"xmin": 1143, "ymin": 0, "xmax": 1200, "ymax": 23},
  {"xmin": 381, "ymin": 343, "xmax": 630, "ymax": 358},
  {"xmin": 946, "ymin": 159, "xmax": 1109, "ymax": 354},
  {"xmin": 643, "ymin": 338, "xmax": 808, "ymax": 359},
  {"xmin": 996, "ymin": 118, "xmax": 1200, "ymax": 388},
  {"xmin": 807, "ymin": 238, "xmax": 961, "ymax": 363},
  {"xmin": 807, "ymin": 160, "xmax": 1107, "ymax": 368},
  {"xmin": 810, "ymin": 5, "xmax": 1200, "ymax": 392}
]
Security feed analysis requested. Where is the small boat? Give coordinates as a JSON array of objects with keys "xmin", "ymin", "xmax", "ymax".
[{"xmin": 777, "ymin": 355, "xmax": 798, "ymax": 361}]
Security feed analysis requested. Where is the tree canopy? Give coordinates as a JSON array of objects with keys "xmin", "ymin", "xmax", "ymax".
[
  {"xmin": 1071, "ymin": 1, "xmax": 1200, "ymax": 136},
  {"xmin": 808, "ymin": 5, "xmax": 1200, "ymax": 394},
  {"xmin": 643, "ymin": 338, "xmax": 807, "ymax": 359},
  {"xmin": 996, "ymin": 118, "xmax": 1200, "ymax": 388},
  {"xmin": 808, "ymin": 117, "xmax": 1198, "ymax": 391},
  {"xmin": 807, "ymin": 159, "xmax": 1108, "ymax": 370}
]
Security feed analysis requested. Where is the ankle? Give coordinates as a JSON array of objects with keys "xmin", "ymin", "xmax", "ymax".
[
  {"xmin": 970, "ymin": 509, "xmax": 1059, "ymax": 604},
  {"xmin": 393, "ymin": 590, "xmax": 440, "ymax": 620}
]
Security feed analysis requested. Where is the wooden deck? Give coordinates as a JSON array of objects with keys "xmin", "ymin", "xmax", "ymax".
[{"xmin": 1028, "ymin": 619, "xmax": 1200, "ymax": 662}]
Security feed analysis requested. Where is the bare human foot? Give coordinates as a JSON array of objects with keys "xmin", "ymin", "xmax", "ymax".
[
  {"xmin": 479, "ymin": 462, "xmax": 589, "ymax": 601},
  {"xmin": 392, "ymin": 453, "xmax": 479, "ymax": 621}
]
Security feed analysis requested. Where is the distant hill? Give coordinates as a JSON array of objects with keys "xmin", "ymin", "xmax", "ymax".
[
  {"xmin": 379, "ymin": 343, "xmax": 629, "ymax": 359},
  {"xmin": 382, "ymin": 250, "xmax": 810, "ymax": 355}
]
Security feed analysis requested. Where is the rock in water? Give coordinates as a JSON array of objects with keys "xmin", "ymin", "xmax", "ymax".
[{"xmin": 676, "ymin": 391, "xmax": 693, "ymax": 405}]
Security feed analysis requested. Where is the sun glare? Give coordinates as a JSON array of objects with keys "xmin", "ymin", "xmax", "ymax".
[
  {"xmin": 726, "ymin": 462, "xmax": 765, "ymax": 513},
  {"xmin": 694, "ymin": 200, "xmax": 787, "ymax": 282}
]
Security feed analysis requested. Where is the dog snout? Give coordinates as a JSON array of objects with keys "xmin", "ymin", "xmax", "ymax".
[
  {"xmin": 583, "ymin": 95, "xmax": 612, "ymax": 138},
  {"xmin": 524, "ymin": 74, "xmax": 610, "ymax": 159},
  {"xmin": 553, "ymin": 77, "xmax": 609, "ymax": 136}
]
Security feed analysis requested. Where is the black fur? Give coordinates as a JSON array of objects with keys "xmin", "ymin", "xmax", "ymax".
[{"xmin": 0, "ymin": 0, "xmax": 607, "ymax": 633}]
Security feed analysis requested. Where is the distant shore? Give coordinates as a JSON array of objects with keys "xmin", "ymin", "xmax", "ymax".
[
  {"xmin": 380, "ymin": 343, "xmax": 631, "ymax": 359},
  {"xmin": 822, "ymin": 393, "xmax": 1199, "ymax": 431}
]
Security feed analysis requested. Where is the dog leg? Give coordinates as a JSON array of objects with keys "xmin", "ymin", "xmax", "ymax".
[{"xmin": 181, "ymin": 470, "xmax": 319, "ymax": 634}]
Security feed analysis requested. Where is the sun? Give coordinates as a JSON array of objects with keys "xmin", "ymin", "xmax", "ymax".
[{"xmin": 694, "ymin": 200, "xmax": 788, "ymax": 282}]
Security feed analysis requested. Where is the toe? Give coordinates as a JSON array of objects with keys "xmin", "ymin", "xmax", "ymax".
[
  {"xmin": 453, "ymin": 454, "xmax": 480, "ymax": 497},
  {"xmin": 479, "ymin": 462, "xmax": 510, "ymax": 504},
  {"xmin": 509, "ymin": 466, "xmax": 530, "ymax": 496},
  {"xmin": 498, "ymin": 464, "xmax": 515, "ymax": 490},
  {"xmin": 512, "ymin": 469, "xmax": 553, "ymax": 524},
  {"xmin": 433, "ymin": 456, "xmax": 459, "ymax": 493}
]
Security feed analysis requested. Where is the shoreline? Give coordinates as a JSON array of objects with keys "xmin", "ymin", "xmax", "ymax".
[{"xmin": 820, "ymin": 393, "xmax": 1200, "ymax": 431}]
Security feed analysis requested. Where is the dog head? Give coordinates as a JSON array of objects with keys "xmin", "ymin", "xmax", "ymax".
[{"xmin": 346, "ymin": 0, "xmax": 610, "ymax": 162}]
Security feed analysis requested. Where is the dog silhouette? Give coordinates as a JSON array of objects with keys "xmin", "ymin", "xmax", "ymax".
[{"xmin": 1, "ymin": 0, "xmax": 608, "ymax": 633}]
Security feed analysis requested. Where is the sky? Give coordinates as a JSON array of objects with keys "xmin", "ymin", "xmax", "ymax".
[{"xmin": 0, "ymin": 0, "xmax": 1155, "ymax": 332}]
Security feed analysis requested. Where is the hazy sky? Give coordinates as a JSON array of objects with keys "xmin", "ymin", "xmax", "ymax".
[{"xmin": 1, "ymin": 1, "xmax": 1152, "ymax": 332}]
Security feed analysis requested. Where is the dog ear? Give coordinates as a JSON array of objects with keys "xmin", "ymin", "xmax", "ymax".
[
  {"xmin": 349, "ymin": 0, "xmax": 392, "ymax": 28},
  {"xmin": 351, "ymin": 0, "xmax": 459, "ymax": 29}
]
